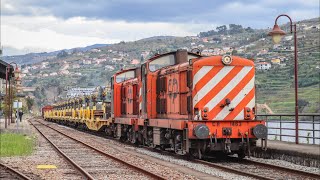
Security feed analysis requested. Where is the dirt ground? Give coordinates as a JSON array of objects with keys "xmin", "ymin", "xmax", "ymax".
[{"xmin": 0, "ymin": 117, "xmax": 82, "ymax": 180}]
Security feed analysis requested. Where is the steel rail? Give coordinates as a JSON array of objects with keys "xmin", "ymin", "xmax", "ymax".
[
  {"xmin": 143, "ymin": 145, "xmax": 272, "ymax": 180},
  {"xmin": 194, "ymin": 159, "xmax": 273, "ymax": 180},
  {"xmin": 29, "ymin": 120, "xmax": 95, "ymax": 180},
  {"xmin": 0, "ymin": 162, "xmax": 32, "ymax": 180},
  {"xmin": 242, "ymin": 159, "xmax": 320, "ymax": 179},
  {"xmin": 158, "ymin": 149, "xmax": 320, "ymax": 180},
  {"xmin": 144, "ymin": 145, "xmax": 320, "ymax": 180},
  {"xmin": 34, "ymin": 120, "xmax": 165, "ymax": 180}
]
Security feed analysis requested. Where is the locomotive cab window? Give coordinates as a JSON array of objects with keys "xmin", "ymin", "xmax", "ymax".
[
  {"xmin": 115, "ymin": 70, "xmax": 135, "ymax": 83},
  {"xmin": 149, "ymin": 54, "xmax": 175, "ymax": 72}
]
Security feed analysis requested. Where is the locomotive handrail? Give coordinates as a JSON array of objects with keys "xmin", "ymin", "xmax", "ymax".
[
  {"xmin": 256, "ymin": 113, "xmax": 320, "ymax": 144},
  {"xmin": 257, "ymin": 113, "xmax": 320, "ymax": 116}
]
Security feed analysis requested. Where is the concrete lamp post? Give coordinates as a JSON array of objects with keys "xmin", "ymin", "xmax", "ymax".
[{"xmin": 268, "ymin": 14, "xmax": 299, "ymax": 144}]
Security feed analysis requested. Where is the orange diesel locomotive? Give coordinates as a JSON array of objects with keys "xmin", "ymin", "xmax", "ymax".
[{"xmin": 109, "ymin": 50, "xmax": 267, "ymax": 158}]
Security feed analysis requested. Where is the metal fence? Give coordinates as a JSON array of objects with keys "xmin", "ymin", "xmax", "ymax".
[{"xmin": 256, "ymin": 114, "xmax": 320, "ymax": 145}]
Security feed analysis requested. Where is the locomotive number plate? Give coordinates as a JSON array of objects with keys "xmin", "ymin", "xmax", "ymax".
[{"xmin": 230, "ymin": 122, "xmax": 242, "ymax": 126}]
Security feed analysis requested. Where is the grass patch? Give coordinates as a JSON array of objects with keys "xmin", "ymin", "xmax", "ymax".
[
  {"xmin": 257, "ymin": 84, "xmax": 320, "ymax": 113},
  {"xmin": 0, "ymin": 133, "xmax": 34, "ymax": 157}
]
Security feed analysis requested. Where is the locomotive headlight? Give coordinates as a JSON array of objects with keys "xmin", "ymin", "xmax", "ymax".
[{"xmin": 222, "ymin": 55, "xmax": 233, "ymax": 65}]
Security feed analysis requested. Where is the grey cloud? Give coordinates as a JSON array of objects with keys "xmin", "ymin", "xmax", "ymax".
[{"xmin": 1, "ymin": 0, "xmax": 319, "ymax": 28}]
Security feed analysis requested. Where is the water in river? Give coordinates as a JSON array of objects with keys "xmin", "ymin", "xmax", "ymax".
[{"xmin": 267, "ymin": 121, "xmax": 320, "ymax": 145}]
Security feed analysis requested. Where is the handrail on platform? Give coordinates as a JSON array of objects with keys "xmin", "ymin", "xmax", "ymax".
[{"xmin": 256, "ymin": 113, "xmax": 320, "ymax": 145}]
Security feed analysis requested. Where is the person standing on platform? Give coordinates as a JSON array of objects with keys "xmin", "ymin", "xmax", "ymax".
[
  {"xmin": 19, "ymin": 110, "xmax": 24, "ymax": 122},
  {"xmin": 15, "ymin": 110, "xmax": 20, "ymax": 130}
]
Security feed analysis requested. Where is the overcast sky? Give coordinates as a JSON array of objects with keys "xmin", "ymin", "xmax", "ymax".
[{"xmin": 1, "ymin": 0, "xmax": 319, "ymax": 55}]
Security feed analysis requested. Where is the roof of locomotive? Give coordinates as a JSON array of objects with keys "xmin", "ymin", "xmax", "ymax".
[
  {"xmin": 113, "ymin": 52, "xmax": 254, "ymax": 78},
  {"xmin": 145, "ymin": 50, "xmax": 202, "ymax": 64},
  {"xmin": 193, "ymin": 55, "xmax": 254, "ymax": 67},
  {"xmin": 114, "ymin": 50, "xmax": 201, "ymax": 78}
]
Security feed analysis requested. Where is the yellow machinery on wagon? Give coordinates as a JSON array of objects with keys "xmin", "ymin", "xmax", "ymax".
[{"xmin": 44, "ymin": 86, "xmax": 112, "ymax": 132}]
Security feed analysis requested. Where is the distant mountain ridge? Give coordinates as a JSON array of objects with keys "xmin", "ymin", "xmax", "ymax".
[
  {"xmin": 1, "ymin": 36, "xmax": 181, "ymax": 65},
  {"xmin": 2, "ymin": 43, "xmax": 110, "ymax": 65}
]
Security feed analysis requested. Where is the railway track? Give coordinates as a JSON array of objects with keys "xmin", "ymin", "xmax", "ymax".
[
  {"xmin": 40, "ymin": 119, "xmax": 320, "ymax": 180},
  {"xmin": 195, "ymin": 158, "xmax": 320, "ymax": 180},
  {"xmin": 150, "ymin": 146, "xmax": 320, "ymax": 180},
  {"xmin": 127, "ymin": 136, "xmax": 320, "ymax": 180},
  {"xmin": 241, "ymin": 159, "xmax": 320, "ymax": 179},
  {"xmin": 126, "ymin": 136, "xmax": 320, "ymax": 180},
  {"xmin": 0, "ymin": 163, "xmax": 31, "ymax": 180},
  {"xmin": 143, "ymin": 147, "xmax": 273, "ymax": 180},
  {"xmin": 29, "ymin": 120, "xmax": 165, "ymax": 180}
]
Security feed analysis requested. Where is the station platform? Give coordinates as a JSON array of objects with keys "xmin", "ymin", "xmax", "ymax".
[
  {"xmin": 254, "ymin": 140, "xmax": 320, "ymax": 168},
  {"xmin": 0, "ymin": 117, "xmax": 32, "ymax": 135}
]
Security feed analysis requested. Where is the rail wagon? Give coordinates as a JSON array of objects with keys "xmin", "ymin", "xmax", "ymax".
[{"xmin": 42, "ymin": 105, "xmax": 53, "ymax": 118}]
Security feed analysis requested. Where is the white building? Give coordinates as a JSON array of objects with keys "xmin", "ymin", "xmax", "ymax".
[
  {"xmin": 90, "ymin": 48, "xmax": 101, "ymax": 53},
  {"xmin": 198, "ymin": 44, "xmax": 205, "ymax": 48},
  {"xmin": 61, "ymin": 63, "xmax": 69, "ymax": 70},
  {"xmin": 50, "ymin": 72, "xmax": 58, "ymax": 76},
  {"xmin": 22, "ymin": 68, "xmax": 29, "ymax": 74},
  {"xmin": 31, "ymin": 65, "xmax": 39, "ymax": 70},
  {"xmin": 72, "ymin": 64, "xmax": 80, "ymax": 69},
  {"xmin": 41, "ymin": 62, "xmax": 49, "ymax": 69},
  {"xmin": 105, "ymin": 65, "xmax": 115, "ymax": 70},
  {"xmin": 256, "ymin": 62, "xmax": 271, "ymax": 70},
  {"xmin": 96, "ymin": 58, "xmax": 107, "ymax": 64},
  {"xmin": 112, "ymin": 57, "xmax": 122, "ymax": 61},
  {"xmin": 83, "ymin": 59, "xmax": 92, "ymax": 65},
  {"xmin": 74, "ymin": 72, "xmax": 82, "ymax": 76},
  {"xmin": 59, "ymin": 70, "xmax": 70, "ymax": 75},
  {"xmin": 66, "ymin": 87, "xmax": 95, "ymax": 98},
  {"xmin": 284, "ymin": 35, "xmax": 293, "ymax": 41}
]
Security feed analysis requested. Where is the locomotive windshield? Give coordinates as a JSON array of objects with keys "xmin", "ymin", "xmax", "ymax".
[
  {"xmin": 115, "ymin": 70, "xmax": 135, "ymax": 83},
  {"xmin": 149, "ymin": 54, "xmax": 175, "ymax": 72},
  {"xmin": 149, "ymin": 54, "xmax": 200, "ymax": 72}
]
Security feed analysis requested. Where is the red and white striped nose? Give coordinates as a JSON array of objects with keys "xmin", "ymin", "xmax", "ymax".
[{"xmin": 193, "ymin": 65, "xmax": 255, "ymax": 120}]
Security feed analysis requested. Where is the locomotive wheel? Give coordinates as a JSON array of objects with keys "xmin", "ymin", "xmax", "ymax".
[
  {"xmin": 237, "ymin": 151, "xmax": 246, "ymax": 159},
  {"xmin": 119, "ymin": 135, "xmax": 126, "ymax": 142},
  {"xmin": 189, "ymin": 148, "xmax": 202, "ymax": 159},
  {"xmin": 160, "ymin": 145, "xmax": 166, "ymax": 151},
  {"xmin": 105, "ymin": 127, "xmax": 113, "ymax": 137},
  {"xmin": 130, "ymin": 132, "xmax": 137, "ymax": 144}
]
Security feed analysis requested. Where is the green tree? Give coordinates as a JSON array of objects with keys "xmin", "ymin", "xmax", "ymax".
[
  {"xmin": 245, "ymin": 27, "xmax": 254, "ymax": 33},
  {"xmin": 229, "ymin": 24, "xmax": 243, "ymax": 34},
  {"xmin": 232, "ymin": 49, "xmax": 238, "ymax": 55},
  {"xmin": 298, "ymin": 99, "xmax": 309, "ymax": 112},
  {"xmin": 57, "ymin": 50, "xmax": 68, "ymax": 58},
  {"xmin": 216, "ymin": 25, "xmax": 227, "ymax": 34},
  {"xmin": 26, "ymin": 97, "xmax": 34, "ymax": 111}
]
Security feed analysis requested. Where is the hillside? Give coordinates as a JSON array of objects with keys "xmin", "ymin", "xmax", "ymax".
[{"xmin": 3, "ymin": 17, "xmax": 320, "ymax": 114}]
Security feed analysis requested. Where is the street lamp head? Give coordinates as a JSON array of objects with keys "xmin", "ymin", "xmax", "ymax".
[
  {"xmin": 13, "ymin": 66, "xmax": 21, "ymax": 79},
  {"xmin": 268, "ymin": 24, "xmax": 286, "ymax": 44}
]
